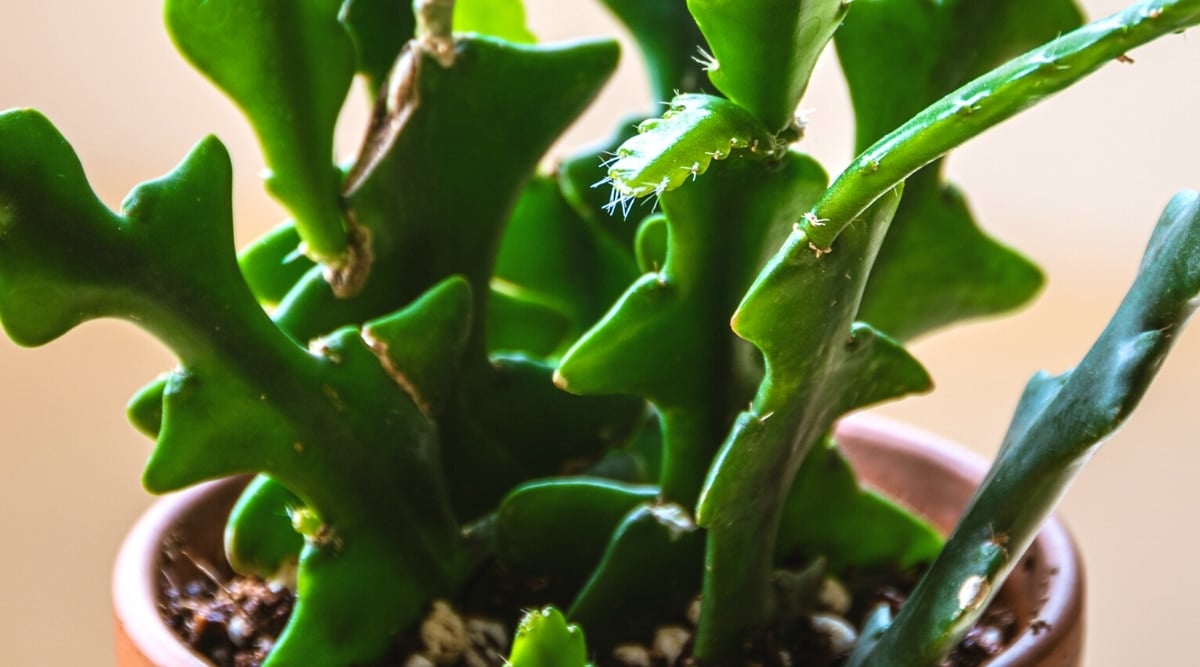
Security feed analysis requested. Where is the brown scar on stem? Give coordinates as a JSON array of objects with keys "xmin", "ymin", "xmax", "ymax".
[
  {"xmin": 331, "ymin": 38, "xmax": 431, "ymax": 301},
  {"xmin": 361, "ymin": 330, "xmax": 436, "ymax": 418},
  {"xmin": 323, "ymin": 213, "xmax": 374, "ymax": 299},
  {"xmin": 987, "ymin": 524, "xmax": 1010, "ymax": 546},
  {"xmin": 415, "ymin": 0, "xmax": 457, "ymax": 67},
  {"xmin": 307, "ymin": 337, "xmax": 344, "ymax": 364},
  {"xmin": 343, "ymin": 45, "xmax": 421, "ymax": 199},
  {"xmin": 987, "ymin": 524, "xmax": 1011, "ymax": 562}
]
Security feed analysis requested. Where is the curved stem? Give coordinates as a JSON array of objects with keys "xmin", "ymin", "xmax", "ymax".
[
  {"xmin": 802, "ymin": 0, "xmax": 1200, "ymax": 251},
  {"xmin": 854, "ymin": 191, "xmax": 1200, "ymax": 665}
]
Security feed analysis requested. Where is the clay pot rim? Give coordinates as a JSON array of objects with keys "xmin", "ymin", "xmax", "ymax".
[
  {"xmin": 113, "ymin": 477, "xmax": 229, "ymax": 667},
  {"xmin": 112, "ymin": 414, "xmax": 1084, "ymax": 666}
]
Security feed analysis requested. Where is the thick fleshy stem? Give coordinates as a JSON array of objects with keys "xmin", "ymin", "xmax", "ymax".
[{"xmin": 851, "ymin": 192, "xmax": 1200, "ymax": 665}]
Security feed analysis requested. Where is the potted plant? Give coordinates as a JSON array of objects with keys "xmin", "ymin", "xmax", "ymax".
[{"xmin": 1, "ymin": 0, "xmax": 1198, "ymax": 665}]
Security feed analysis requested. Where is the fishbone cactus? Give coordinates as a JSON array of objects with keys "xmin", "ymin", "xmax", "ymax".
[{"xmin": 2, "ymin": 0, "xmax": 1200, "ymax": 666}]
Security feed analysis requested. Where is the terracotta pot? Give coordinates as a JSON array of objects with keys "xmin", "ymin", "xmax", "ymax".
[
  {"xmin": 113, "ymin": 475, "xmax": 250, "ymax": 667},
  {"xmin": 112, "ymin": 416, "xmax": 1084, "ymax": 666}
]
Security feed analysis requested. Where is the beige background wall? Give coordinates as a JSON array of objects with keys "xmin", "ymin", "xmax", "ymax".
[{"xmin": 1, "ymin": 1, "xmax": 1197, "ymax": 664}]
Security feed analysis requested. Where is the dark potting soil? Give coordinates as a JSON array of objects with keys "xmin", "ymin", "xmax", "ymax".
[
  {"xmin": 161, "ymin": 574, "xmax": 294, "ymax": 667},
  {"xmin": 160, "ymin": 557, "xmax": 1020, "ymax": 667}
]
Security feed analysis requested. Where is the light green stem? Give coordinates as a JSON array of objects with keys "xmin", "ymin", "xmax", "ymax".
[{"xmin": 802, "ymin": 0, "xmax": 1200, "ymax": 251}]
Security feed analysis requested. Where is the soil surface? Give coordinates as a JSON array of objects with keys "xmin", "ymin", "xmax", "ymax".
[
  {"xmin": 161, "ymin": 574, "xmax": 293, "ymax": 667},
  {"xmin": 160, "ymin": 559, "xmax": 1019, "ymax": 667}
]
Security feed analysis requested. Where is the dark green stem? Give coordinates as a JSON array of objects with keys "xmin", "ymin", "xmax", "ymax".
[
  {"xmin": 854, "ymin": 192, "xmax": 1200, "ymax": 665},
  {"xmin": 658, "ymin": 406, "xmax": 722, "ymax": 505}
]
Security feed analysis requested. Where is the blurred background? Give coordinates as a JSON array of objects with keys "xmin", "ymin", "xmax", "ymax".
[{"xmin": 1, "ymin": 1, "xmax": 1197, "ymax": 664}]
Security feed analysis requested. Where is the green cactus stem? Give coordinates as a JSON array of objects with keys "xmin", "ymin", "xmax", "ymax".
[
  {"xmin": 165, "ymin": 0, "xmax": 362, "ymax": 290},
  {"xmin": 599, "ymin": 94, "xmax": 781, "ymax": 217},
  {"xmin": 567, "ymin": 502, "xmax": 705, "ymax": 647},
  {"xmin": 494, "ymin": 478, "xmax": 659, "ymax": 598},
  {"xmin": 455, "ymin": 0, "xmax": 536, "ymax": 44},
  {"xmin": 853, "ymin": 190, "xmax": 1200, "ymax": 665},
  {"xmin": 507, "ymin": 606, "xmax": 593, "ymax": 667},
  {"xmin": 6, "ymin": 2, "xmax": 1197, "ymax": 666},
  {"xmin": 225, "ymin": 474, "xmax": 305, "ymax": 579},
  {"xmin": 341, "ymin": 0, "xmax": 418, "ymax": 93},
  {"xmin": 855, "ymin": 170, "xmax": 1045, "ymax": 341},
  {"xmin": 124, "ymin": 33, "xmax": 633, "ymax": 598},
  {"xmin": 776, "ymin": 437, "xmax": 942, "ymax": 572},
  {"xmin": 598, "ymin": 0, "xmax": 709, "ymax": 101},
  {"xmin": 0, "ymin": 111, "xmax": 471, "ymax": 666},
  {"xmin": 801, "ymin": 0, "xmax": 1200, "ymax": 253},
  {"xmin": 151, "ymin": 35, "xmax": 634, "ymax": 545},
  {"xmin": 560, "ymin": 151, "xmax": 827, "ymax": 506},
  {"xmin": 837, "ymin": 0, "xmax": 1084, "ymax": 340},
  {"xmin": 558, "ymin": 119, "xmax": 652, "ymax": 252},
  {"xmin": 493, "ymin": 174, "xmax": 639, "ymax": 356},
  {"xmin": 237, "ymin": 221, "xmax": 315, "ymax": 308},
  {"xmin": 693, "ymin": 188, "xmax": 932, "ymax": 662},
  {"xmin": 682, "ymin": 7, "xmax": 1200, "ymax": 650},
  {"xmin": 276, "ymin": 36, "xmax": 619, "ymax": 354},
  {"xmin": 687, "ymin": 0, "xmax": 850, "ymax": 134}
]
